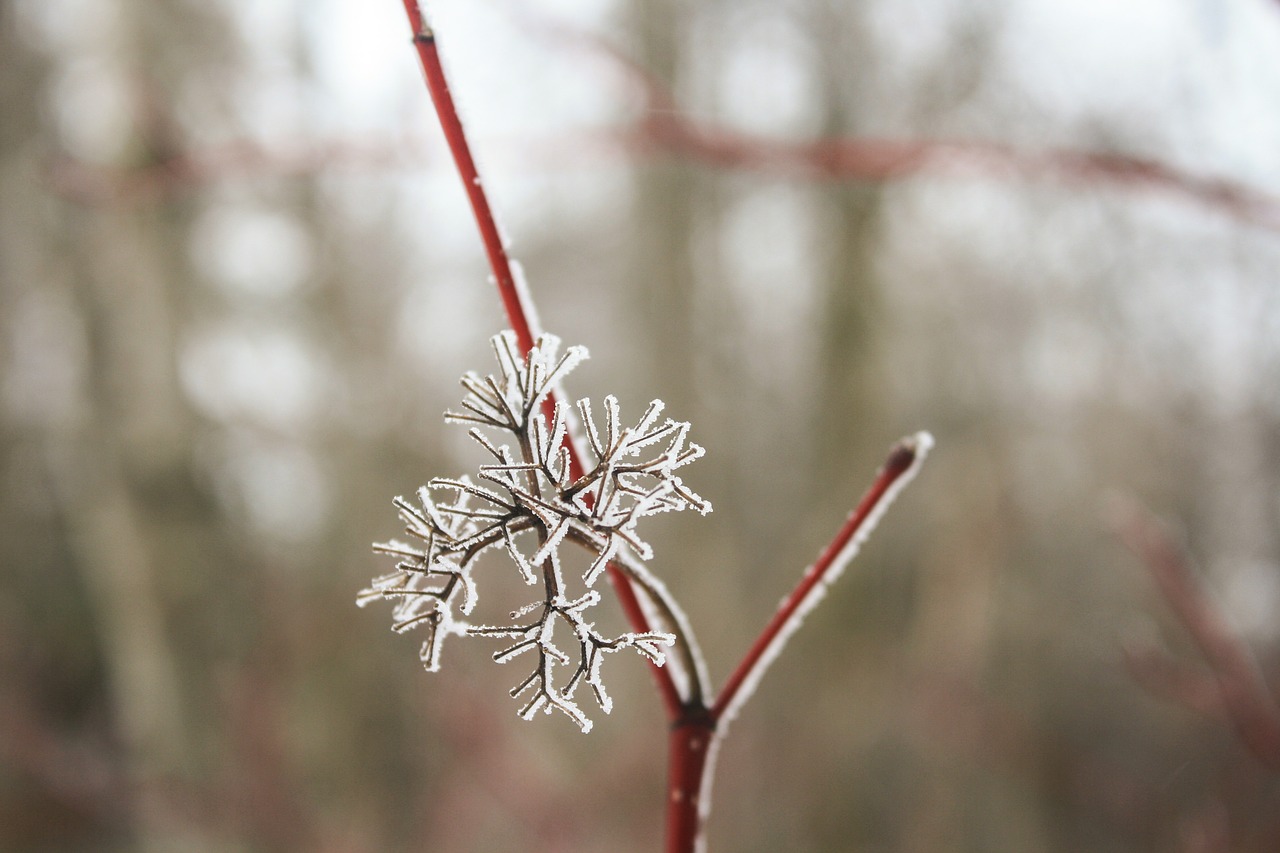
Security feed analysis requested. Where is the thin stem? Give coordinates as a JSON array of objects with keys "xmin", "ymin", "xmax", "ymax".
[
  {"xmin": 665, "ymin": 708, "xmax": 716, "ymax": 853},
  {"xmin": 402, "ymin": 1, "xmax": 534, "ymax": 353},
  {"xmin": 712, "ymin": 434, "xmax": 930, "ymax": 723},
  {"xmin": 399, "ymin": 0, "xmax": 684, "ymax": 718},
  {"xmin": 609, "ymin": 565, "xmax": 683, "ymax": 720},
  {"xmin": 612, "ymin": 552, "xmax": 710, "ymax": 708}
]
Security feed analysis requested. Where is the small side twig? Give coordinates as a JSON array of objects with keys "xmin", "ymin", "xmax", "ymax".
[
  {"xmin": 713, "ymin": 432, "xmax": 934, "ymax": 725},
  {"xmin": 658, "ymin": 434, "xmax": 932, "ymax": 853},
  {"xmin": 1114, "ymin": 498, "xmax": 1280, "ymax": 770}
]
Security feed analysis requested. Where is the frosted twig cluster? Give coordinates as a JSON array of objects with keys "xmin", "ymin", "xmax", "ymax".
[{"xmin": 361, "ymin": 330, "xmax": 710, "ymax": 731}]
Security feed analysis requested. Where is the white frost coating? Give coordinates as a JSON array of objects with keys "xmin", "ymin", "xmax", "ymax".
[
  {"xmin": 615, "ymin": 551, "xmax": 712, "ymax": 703},
  {"xmin": 582, "ymin": 537, "xmax": 617, "ymax": 587},
  {"xmin": 693, "ymin": 732, "xmax": 725, "ymax": 853},
  {"xmin": 508, "ymin": 259, "xmax": 541, "ymax": 336},
  {"xmin": 531, "ymin": 514, "xmax": 572, "ymax": 566},
  {"xmin": 503, "ymin": 525, "xmax": 537, "ymax": 585},
  {"xmin": 534, "ymin": 346, "xmax": 587, "ymax": 415},
  {"xmin": 576, "ymin": 397, "xmax": 603, "ymax": 459},
  {"xmin": 364, "ymin": 330, "xmax": 713, "ymax": 730},
  {"xmin": 717, "ymin": 432, "xmax": 933, "ymax": 728}
]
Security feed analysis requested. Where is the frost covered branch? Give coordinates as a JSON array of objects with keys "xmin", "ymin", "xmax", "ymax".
[
  {"xmin": 713, "ymin": 433, "xmax": 933, "ymax": 725},
  {"xmin": 379, "ymin": 12, "xmax": 934, "ymax": 850},
  {"xmin": 361, "ymin": 331, "xmax": 710, "ymax": 731}
]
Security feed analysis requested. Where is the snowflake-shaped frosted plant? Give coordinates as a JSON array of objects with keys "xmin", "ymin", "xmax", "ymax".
[{"xmin": 360, "ymin": 331, "xmax": 711, "ymax": 732}]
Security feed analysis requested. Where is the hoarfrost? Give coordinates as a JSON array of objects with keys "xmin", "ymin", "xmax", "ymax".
[
  {"xmin": 363, "ymin": 330, "xmax": 709, "ymax": 730},
  {"xmin": 508, "ymin": 260, "xmax": 541, "ymax": 339}
]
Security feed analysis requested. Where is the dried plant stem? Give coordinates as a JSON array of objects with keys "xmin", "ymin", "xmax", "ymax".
[
  {"xmin": 665, "ymin": 707, "xmax": 716, "ymax": 853},
  {"xmin": 608, "ymin": 565, "xmax": 684, "ymax": 719}
]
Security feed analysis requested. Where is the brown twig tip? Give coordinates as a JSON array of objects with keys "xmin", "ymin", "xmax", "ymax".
[{"xmin": 886, "ymin": 431, "xmax": 934, "ymax": 477}]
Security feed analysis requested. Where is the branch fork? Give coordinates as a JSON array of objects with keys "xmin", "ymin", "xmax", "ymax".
[{"xmin": 368, "ymin": 4, "xmax": 934, "ymax": 848}]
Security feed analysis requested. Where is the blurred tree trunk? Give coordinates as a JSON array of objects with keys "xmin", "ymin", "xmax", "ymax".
[
  {"xmin": 806, "ymin": 5, "xmax": 888, "ymax": 495},
  {"xmin": 30, "ymin": 1, "xmax": 245, "ymax": 848},
  {"xmin": 0, "ymin": 4, "xmax": 194, "ymax": 848}
]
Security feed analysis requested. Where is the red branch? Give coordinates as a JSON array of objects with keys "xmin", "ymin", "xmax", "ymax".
[
  {"xmin": 659, "ymin": 437, "xmax": 928, "ymax": 853},
  {"xmin": 608, "ymin": 564, "xmax": 684, "ymax": 721},
  {"xmin": 49, "ymin": 126, "xmax": 1280, "ymax": 238},
  {"xmin": 712, "ymin": 437, "xmax": 924, "ymax": 721},
  {"xmin": 1116, "ymin": 500, "xmax": 1280, "ymax": 770},
  {"xmin": 45, "ymin": 137, "xmax": 425, "ymax": 206},
  {"xmin": 398, "ymin": 0, "xmax": 679, "ymax": 719},
  {"xmin": 47, "ymin": 18, "xmax": 1280, "ymax": 237},
  {"xmin": 402, "ymin": 3, "xmax": 534, "ymax": 355},
  {"xmin": 664, "ymin": 708, "xmax": 716, "ymax": 853},
  {"xmin": 640, "ymin": 122, "xmax": 1280, "ymax": 233},
  {"xmin": 43, "ymin": 19, "xmax": 1280, "ymax": 237}
]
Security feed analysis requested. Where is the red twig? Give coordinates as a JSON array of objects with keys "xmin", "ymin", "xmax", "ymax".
[
  {"xmin": 1115, "ymin": 499, "xmax": 1280, "ymax": 770},
  {"xmin": 557, "ymin": 24, "xmax": 1280, "ymax": 234},
  {"xmin": 527, "ymin": 24, "xmax": 1250, "ymax": 233},
  {"xmin": 51, "ymin": 126, "xmax": 1280, "ymax": 238},
  {"xmin": 402, "ymin": 2, "xmax": 534, "ymax": 355},
  {"xmin": 45, "ymin": 137, "xmax": 430, "ymax": 206},
  {"xmin": 608, "ymin": 565, "xmax": 684, "ymax": 721},
  {"xmin": 712, "ymin": 435, "xmax": 930, "ymax": 722},
  {"xmin": 398, "ymin": 0, "xmax": 680, "ymax": 718},
  {"xmin": 662, "ymin": 435, "xmax": 930, "ymax": 853},
  {"xmin": 633, "ymin": 115, "xmax": 1280, "ymax": 234},
  {"xmin": 664, "ymin": 708, "xmax": 716, "ymax": 853}
]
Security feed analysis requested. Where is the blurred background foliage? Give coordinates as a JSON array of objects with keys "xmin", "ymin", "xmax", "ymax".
[{"xmin": 3, "ymin": 0, "xmax": 1280, "ymax": 850}]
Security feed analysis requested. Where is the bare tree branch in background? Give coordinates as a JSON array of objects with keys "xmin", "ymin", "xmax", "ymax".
[
  {"xmin": 45, "ymin": 24, "xmax": 1280, "ymax": 236},
  {"xmin": 1114, "ymin": 497, "xmax": 1280, "ymax": 771},
  {"xmin": 572, "ymin": 28, "xmax": 1280, "ymax": 234}
]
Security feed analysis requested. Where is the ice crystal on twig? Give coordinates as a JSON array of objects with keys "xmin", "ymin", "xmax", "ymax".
[{"xmin": 361, "ymin": 331, "xmax": 710, "ymax": 731}]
